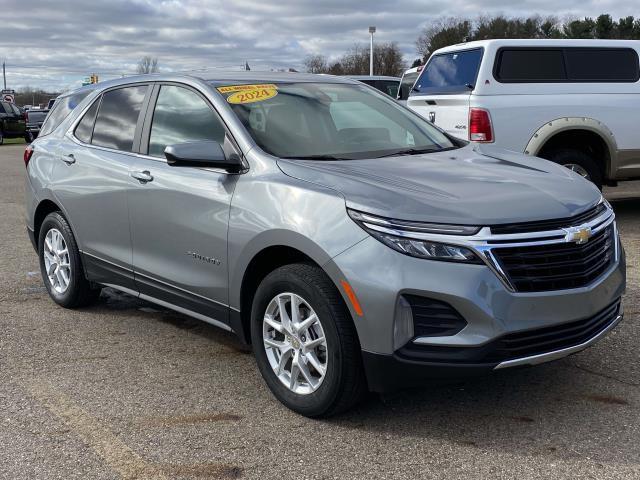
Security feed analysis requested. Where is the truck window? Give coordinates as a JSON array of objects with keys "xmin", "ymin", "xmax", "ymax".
[
  {"xmin": 565, "ymin": 48, "xmax": 639, "ymax": 81},
  {"xmin": 413, "ymin": 48, "xmax": 483, "ymax": 94},
  {"xmin": 495, "ymin": 47, "xmax": 640, "ymax": 83}
]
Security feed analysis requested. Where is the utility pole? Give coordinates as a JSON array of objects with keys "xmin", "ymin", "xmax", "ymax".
[
  {"xmin": 368, "ymin": 26, "xmax": 376, "ymax": 76},
  {"xmin": 2, "ymin": 62, "xmax": 6, "ymax": 90}
]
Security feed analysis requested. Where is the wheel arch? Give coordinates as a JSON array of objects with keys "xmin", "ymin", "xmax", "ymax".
[
  {"xmin": 33, "ymin": 199, "xmax": 63, "ymax": 246},
  {"xmin": 230, "ymin": 233, "xmax": 357, "ymax": 346},
  {"xmin": 525, "ymin": 118, "xmax": 618, "ymax": 180}
]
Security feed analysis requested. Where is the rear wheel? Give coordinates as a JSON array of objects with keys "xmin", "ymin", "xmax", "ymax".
[
  {"xmin": 0, "ymin": 130, "xmax": 4, "ymax": 145},
  {"xmin": 546, "ymin": 148, "xmax": 603, "ymax": 190},
  {"xmin": 251, "ymin": 263, "xmax": 366, "ymax": 417},
  {"xmin": 38, "ymin": 212, "xmax": 101, "ymax": 308},
  {"xmin": 25, "ymin": 131, "xmax": 34, "ymax": 143}
]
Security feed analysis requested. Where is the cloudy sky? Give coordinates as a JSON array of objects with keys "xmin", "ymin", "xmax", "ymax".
[{"xmin": 1, "ymin": 0, "xmax": 638, "ymax": 92}]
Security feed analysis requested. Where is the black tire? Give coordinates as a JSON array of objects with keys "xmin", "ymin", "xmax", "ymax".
[
  {"xmin": 38, "ymin": 212, "xmax": 101, "ymax": 308},
  {"xmin": 0, "ymin": 130, "xmax": 4, "ymax": 145},
  {"xmin": 251, "ymin": 263, "xmax": 366, "ymax": 417},
  {"xmin": 25, "ymin": 131, "xmax": 34, "ymax": 143},
  {"xmin": 546, "ymin": 148, "xmax": 603, "ymax": 190}
]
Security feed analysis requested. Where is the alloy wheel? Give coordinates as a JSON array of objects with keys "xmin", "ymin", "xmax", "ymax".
[
  {"xmin": 262, "ymin": 292, "xmax": 328, "ymax": 395},
  {"xmin": 43, "ymin": 228, "xmax": 71, "ymax": 294}
]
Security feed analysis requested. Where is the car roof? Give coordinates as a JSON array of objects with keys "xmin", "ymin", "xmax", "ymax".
[
  {"xmin": 434, "ymin": 38, "xmax": 640, "ymax": 55},
  {"xmin": 60, "ymin": 71, "xmax": 361, "ymax": 98},
  {"xmin": 346, "ymin": 75, "xmax": 400, "ymax": 81}
]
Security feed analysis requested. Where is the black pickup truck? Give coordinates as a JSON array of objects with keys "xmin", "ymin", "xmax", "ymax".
[
  {"xmin": 24, "ymin": 108, "xmax": 49, "ymax": 142},
  {"xmin": 0, "ymin": 101, "xmax": 26, "ymax": 144}
]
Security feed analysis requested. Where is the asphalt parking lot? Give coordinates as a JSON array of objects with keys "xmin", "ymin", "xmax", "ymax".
[{"xmin": 1, "ymin": 142, "xmax": 639, "ymax": 479}]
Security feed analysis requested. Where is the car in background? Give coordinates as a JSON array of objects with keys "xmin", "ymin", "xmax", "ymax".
[
  {"xmin": 396, "ymin": 66, "xmax": 422, "ymax": 105},
  {"xmin": 407, "ymin": 39, "xmax": 640, "ymax": 189},
  {"xmin": 24, "ymin": 108, "xmax": 50, "ymax": 143},
  {"xmin": 346, "ymin": 75, "xmax": 400, "ymax": 98},
  {"xmin": 0, "ymin": 101, "xmax": 26, "ymax": 144}
]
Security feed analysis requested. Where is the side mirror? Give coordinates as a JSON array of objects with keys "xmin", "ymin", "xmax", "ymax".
[{"xmin": 164, "ymin": 141, "xmax": 243, "ymax": 172}]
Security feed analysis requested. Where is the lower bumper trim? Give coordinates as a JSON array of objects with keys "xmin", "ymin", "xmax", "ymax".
[{"xmin": 494, "ymin": 314, "xmax": 623, "ymax": 369}]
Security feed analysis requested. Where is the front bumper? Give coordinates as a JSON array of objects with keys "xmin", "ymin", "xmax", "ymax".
[
  {"xmin": 327, "ymin": 235, "xmax": 626, "ymax": 392},
  {"xmin": 362, "ymin": 304, "xmax": 623, "ymax": 392}
]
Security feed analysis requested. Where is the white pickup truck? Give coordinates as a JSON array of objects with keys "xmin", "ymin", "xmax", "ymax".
[{"xmin": 407, "ymin": 39, "xmax": 640, "ymax": 189}]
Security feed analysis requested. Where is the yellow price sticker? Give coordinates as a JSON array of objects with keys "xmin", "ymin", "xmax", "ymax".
[{"xmin": 217, "ymin": 84, "xmax": 278, "ymax": 104}]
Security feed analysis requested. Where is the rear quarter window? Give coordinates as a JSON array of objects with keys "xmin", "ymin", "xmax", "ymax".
[
  {"xmin": 413, "ymin": 48, "xmax": 483, "ymax": 94},
  {"xmin": 40, "ymin": 91, "xmax": 91, "ymax": 137}
]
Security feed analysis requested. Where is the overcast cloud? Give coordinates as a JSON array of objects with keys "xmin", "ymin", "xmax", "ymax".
[{"xmin": 1, "ymin": 0, "xmax": 639, "ymax": 92}]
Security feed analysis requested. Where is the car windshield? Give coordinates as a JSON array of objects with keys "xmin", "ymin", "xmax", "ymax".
[{"xmin": 214, "ymin": 81, "xmax": 457, "ymax": 160}]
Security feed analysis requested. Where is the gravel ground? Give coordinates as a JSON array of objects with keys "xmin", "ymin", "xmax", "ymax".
[{"xmin": 1, "ymin": 143, "xmax": 638, "ymax": 479}]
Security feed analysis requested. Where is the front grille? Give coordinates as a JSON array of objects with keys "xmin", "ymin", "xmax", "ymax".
[
  {"xmin": 491, "ymin": 300, "xmax": 621, "ymax": 360},
  {"xmin": 492, "ymin": 224, "xmax": 615, "ymax": 292},
  {"xmin": 405, "ymin": 295, "xmax": 467, "ymax": 337},
  {"xmin": 490, "ymin": 203, "xmax": 606, "ymax": 235}
]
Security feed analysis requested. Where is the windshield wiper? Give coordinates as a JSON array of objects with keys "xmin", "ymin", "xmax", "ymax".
[
  {"xmin": 280, "ymin": 154, "xmax": 347, "ymax": 161},
  {"xmin": 375, "ymin": 147, "xmax": 454, "ymax": 158}
]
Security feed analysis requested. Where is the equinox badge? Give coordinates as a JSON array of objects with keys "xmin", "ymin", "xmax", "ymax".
[{"xmin": 564, "ymin": 226, "xmax": 593, "ymax": 245}]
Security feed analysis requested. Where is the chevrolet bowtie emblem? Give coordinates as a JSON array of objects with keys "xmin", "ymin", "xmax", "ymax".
[{"xmin": 564, "ymin": 226, "xmax": 593, "ymax": 245}]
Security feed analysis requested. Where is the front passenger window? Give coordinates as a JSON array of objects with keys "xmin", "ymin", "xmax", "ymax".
[{"xmin": 148, "ymin": 85, "xmax": 226, "ymax": 158}]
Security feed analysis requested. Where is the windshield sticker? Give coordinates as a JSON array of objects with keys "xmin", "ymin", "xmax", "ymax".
[{"xmin": 217, "ymin": 84, "xmax": 278, "ymax": 104}]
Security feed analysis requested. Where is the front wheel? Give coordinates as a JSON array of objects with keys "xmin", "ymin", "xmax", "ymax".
[
  {"xmin": 251, "ymin": 263, "xmax": 366, "ymax": 417},
  {"xmin": 38, "ymin": 212, "xmax": 101, "ymax": 308}
]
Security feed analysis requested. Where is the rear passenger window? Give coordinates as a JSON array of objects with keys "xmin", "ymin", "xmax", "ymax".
[
  {"xmin": 92, "ymin": 85, "xmax": 148, "ymax": 152},
  {"xmin": 565, "ymin": 49, "xmax": 639, "ymax": 81},
  {"xmin": 74, "ymin": 99, "xmax": 100, "ymax": 144},
  {"xmin": 147, "ymin": 85, "xmax": 225, "ymax": 158},
  {"xmin": 40, "ymin": 91, "xmax": 91, "ymax": 137},
  {"xmin": 495, "ymin": 48, "xmax": 640, "ymax": 83}
]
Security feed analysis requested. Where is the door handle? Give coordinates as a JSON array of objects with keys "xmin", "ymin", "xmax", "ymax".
[
  {"xmin": 131, "ymin": 170, "xmax": 154, "ymax": 183},
  {"xmin": 61, "ymin": 154, "xmax": 76, "ymax": 165}
]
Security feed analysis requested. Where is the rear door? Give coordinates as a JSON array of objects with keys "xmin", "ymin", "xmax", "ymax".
[
  {"xmin": 407, "ymin": 48, "xmax": 483, "ymax": 140},
  {"xmin": 56, "ymin": 84, "xmax": 151, "ymax": 289}
]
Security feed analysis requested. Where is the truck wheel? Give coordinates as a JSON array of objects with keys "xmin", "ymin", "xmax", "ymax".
[
  {"xmin": 546, "ymin": 149, "xmax": 603, "ymax": 190},
  {"xmin": 25, "ymin": 131, "xmax": 34, "ymax": 143},
  {"xmin": 38, "ymin": 212, "xmax": 101, "ymax": 308},
  {"xmin": 251, "ymin": 263, "xmax": 366, "ymax": 417},
  {"xmin": 0, "ymin": 130, "xmax": 4, "ymax": 145}
]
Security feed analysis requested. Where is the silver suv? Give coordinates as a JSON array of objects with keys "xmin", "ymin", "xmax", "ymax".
[{"xmin": 24, "ymin": 73, "xmax": 626, "ymax": 417}]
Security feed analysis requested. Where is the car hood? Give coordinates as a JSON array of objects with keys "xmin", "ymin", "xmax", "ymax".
[{"xmin": 276, "ymin": 144, "xmax": 602, "ymax": 225}]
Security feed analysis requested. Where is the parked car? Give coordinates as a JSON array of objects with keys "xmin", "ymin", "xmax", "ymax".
[
  {"xmin": 396, "ymin": 66, "xmax": 422, "ymax": 105},
  {"xmin": 407, "ymin": 39, "xmax": 640, "ymax": 189},
  {"xmin": 24, "ymin": 108, "xmax": 49, "ymax": 142},
  {"xmin": 25, "ymin": 73, "xmax": 625, "ymax": 417},
  {"xmin": 346, "ymin": 75, "xmax": 400, "ymax": 97},
  {"xmin": 0, "ymin": 101, "xmax": 26, "ymax": 144}
]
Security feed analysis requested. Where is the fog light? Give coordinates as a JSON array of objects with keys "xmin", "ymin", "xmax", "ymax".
[{"xmin": 393, "ymin": 296, "xmax": 414, "ymax": 350}]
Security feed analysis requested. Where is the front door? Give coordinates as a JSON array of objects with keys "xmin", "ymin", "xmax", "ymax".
[{"xmin": 128, "ymin": 84, "xmax": 238, "ymax": 325}]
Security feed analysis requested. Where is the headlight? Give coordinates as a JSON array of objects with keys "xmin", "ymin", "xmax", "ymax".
[{"xmin": 348, "ymin": 209, "xmax": 482, "ymax": 263}]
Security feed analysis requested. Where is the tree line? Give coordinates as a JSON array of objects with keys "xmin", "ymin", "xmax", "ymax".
[
  {"xmin": 417, "ymin": 14, "xmax": 640, "ymax": 62},
  {"xmin": 304, "ymin": 14, "xmax": 640, "ymax": 76}
]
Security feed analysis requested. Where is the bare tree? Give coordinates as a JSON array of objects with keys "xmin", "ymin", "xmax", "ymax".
[
  {"xmin": 304, "ymin": 54, "xmax": 328, "ymax": 74},
  {"xmin": 136, "ymin": 56, "xmax": 159, "ymax": 74}
]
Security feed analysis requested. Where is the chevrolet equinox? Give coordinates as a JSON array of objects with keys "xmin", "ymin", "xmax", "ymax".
[{"xmin": 24, "ymin": 73, "xmax": 626, "ymax": 417}]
